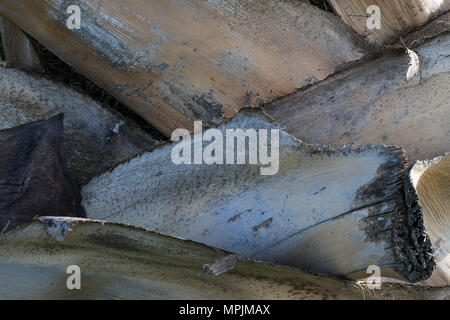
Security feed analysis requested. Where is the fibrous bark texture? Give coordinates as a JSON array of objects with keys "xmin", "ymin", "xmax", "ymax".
[
  {"xmin": 266, "ymin": 34, "xmax": 450, "ymax": 162},
  {"xmin": 0, "ymin": 217, "xmax": 447, "ymax": 299},
  {"xmin": 0, "ymin": 0, "xmax": 367, "ymax": 136},
  {"xmin": 0, "ymin": 115, "xmax": 84, "ymax": 233},
  {"xmin": 0, "ymin": 66, "xmax": 159, "ymax": 186},
  {"xmin": 82, "ymin": 109, "xmax": 435, "ymax": 283}
]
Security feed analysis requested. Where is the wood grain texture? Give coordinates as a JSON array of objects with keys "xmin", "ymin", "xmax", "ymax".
[
  {"xmin": 410, "ymin": 154, "xmax": 450, "ymax": 286},
  {"xmin": 266, "ymin": 34, "xmax": 450, "ymax": 162},
  {"xmin": 329, "ymin": 0, "xmax": 449, "ymax": 46},
  {"xmin": 0, "ymin": 66, "xmax": 159, "ymax": 186},
  {"xmin": 81, "ymin": 109, "xmax": 435, "ymax": 282},
  {"xmin": 0, "ymin": 16, "xmax": 42, "ymax": 72},
  {"xmin": 0, "ymin": 217, "xmax": 447, "ymax": 299},
  {"xmin": 0, "ymin": 0, "xmax": 367, "ymax": 136},
  {"xmin": 402, "ymin": 11, "xmax": 450, "ymax": 47}
]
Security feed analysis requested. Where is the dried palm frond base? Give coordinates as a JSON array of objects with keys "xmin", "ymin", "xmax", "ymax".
[
  {"xmin": 0, "ymin": 217, "xmax": 448, "ymax": 300},
  {"xmin": 266, "ymin": 33, "xmax": 450, "ymax": 162},
  {"xmin": 81, "ymin": 109, "xmax": 443, "ymax": 284}
]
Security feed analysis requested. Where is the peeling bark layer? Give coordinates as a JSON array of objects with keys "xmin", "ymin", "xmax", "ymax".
[
  {"xmin": 0, "ymin": 116, "xmax": 84, "ymax": 233},
  {"xmin": 0, "ymin": 0, "xmax": 367, "ymax": 136},
  {"xmin": 266, "ymin": 34, "xmax": 450, "ymax": 162},
  {"xmin": 329, "ymin": 0, "xmax": 449, "ymax": 46},
  {"xmin": 82, "ymin": 109, "xmax": 435, "ymax": 282},
  {"xmin": 0, "ymin": 66, "xmax": 159, "ymax": 186},
  {"xmin": 0, "ymin": 217, "xmax": 447, "ymax": 299}
]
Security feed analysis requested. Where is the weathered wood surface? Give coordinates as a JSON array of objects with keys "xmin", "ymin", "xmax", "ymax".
[
  {"xmin": 402, "ymin": 11, "xmax": 450, "ymax": 48},
  {"xmin": 0, "ymin": 16, "xmax": 42, "ymax": 72},
  {"xmin": 266, "ymin": 34, "xmax": 450, "ymax": 162},
  {"xmin": 410, "ymin": 153, "xmax": 450, "ymax": 287},
  {"xmin": 81, "ymin": 109, "xmax": 435, "ymax": 283},
  {"xmin": 0, "ymin": 0, "xmax": 367, "ymax": 136},
  {"xmin": 0, "ymin": 116, "xmax": 85, "ymax": 233},
  {"xmin": 0, "ymin": 66, "xmax": 159, "ymax": 186},
  {"xmin": 0, "ymin": 217, "xmax": 447, "ymax": 299},
  {"xmin": 329, "ymin": 0, "xmax": 449, "ymax": 46}
]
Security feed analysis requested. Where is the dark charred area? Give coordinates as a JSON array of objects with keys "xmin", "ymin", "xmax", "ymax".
[
  {"xmin": 355, "ymin": 147, "xmax": 435, "ymax": 282},
  {"xmin": 0, "ymin": 115, "xmax": 85, "ymax": 234},
  {"xmin": 359, "ymin": 201, "xmax": 397, "ymax": 243},
  {"xmin": 353, "ymin": 149, "xmax": 406, "ymax": 207},
  {"xmin": 400, "ymin": 166, "xmax": 436, "ymax": 281}
]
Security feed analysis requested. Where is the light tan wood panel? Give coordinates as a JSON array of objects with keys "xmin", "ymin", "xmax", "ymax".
[{"xmin": 329, "ymin": 0, "xmax": 449, "ymax": 46}]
